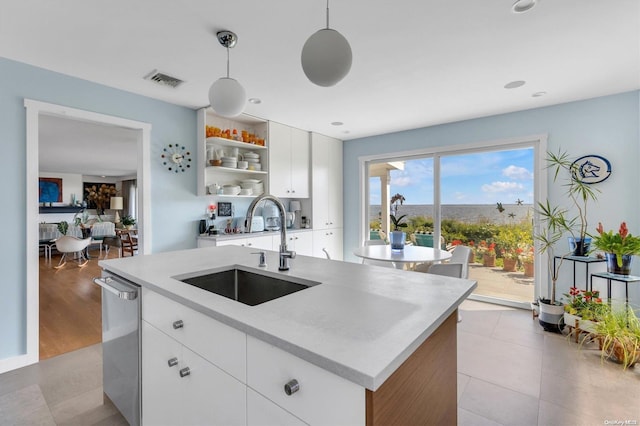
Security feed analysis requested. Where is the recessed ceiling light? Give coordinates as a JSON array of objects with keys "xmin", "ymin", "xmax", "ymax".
[
  {"xmin": 532, "ymin": 91, "xmax": 547, "ymax": 97},
  {"xmin": 331, "ymin": 121, "xmax": 344, "ymax": 126},
  {"xmin": 512, "ymin": 0, "xmax": 536, "ymax": 13},
  {"xmin": 248, "ymin": 98, "xmax": 261, "ymax": 104},
  {"xmin": 504, "ymin": 80, "xmax": 526, "ymax": 89},
  {"xmin": 343, "ymin": 130, "xmax": 350, "ymax": 134}
]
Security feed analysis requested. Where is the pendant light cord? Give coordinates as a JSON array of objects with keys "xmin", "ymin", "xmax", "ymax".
[
  {"xmin": 326, "ymin": 0, "xmax": 330, "ymax": 29},
  {"xmin": 226, "ymin": 47, "xmax": 230, "ymax": 78}
]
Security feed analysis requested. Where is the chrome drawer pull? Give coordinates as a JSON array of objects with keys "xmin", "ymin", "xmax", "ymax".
[
  {"xmin": 173, "ymin": 320, "xmax": 184, "ymax": 329},
  {"xmin": 179, "ymin": 367, "xmax": 191, "ymax": 378},
  {"xmin": 284, "ymin": 379, "xmax": 300, "ymax": 396},
  {"xmin": 167, "ymin": 357, "xmax": 178, "ymax": 367}
]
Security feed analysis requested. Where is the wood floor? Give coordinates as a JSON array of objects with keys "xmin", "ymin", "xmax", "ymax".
[{"xmin": 39, "ymin": 247, "xmax": 119, "ymax": 360}]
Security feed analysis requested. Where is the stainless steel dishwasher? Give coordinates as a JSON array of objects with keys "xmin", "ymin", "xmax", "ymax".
[{"xmin": 94, "ymin": 273, "xmax": 141, "ymax": 426}]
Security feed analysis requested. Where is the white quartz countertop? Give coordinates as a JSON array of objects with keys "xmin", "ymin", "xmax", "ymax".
[{"xmin": 99, "ymin": 246, "xmax": 476, "ymax": 391}]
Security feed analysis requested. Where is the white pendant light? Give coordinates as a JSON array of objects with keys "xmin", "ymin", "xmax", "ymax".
[
  {"xmin": 301, "ymin": 0, "xmax": 352, "ymax": 87},
  {"xmin": 208, "ymin": 31, "xmax": 246, "ymax": 117}
]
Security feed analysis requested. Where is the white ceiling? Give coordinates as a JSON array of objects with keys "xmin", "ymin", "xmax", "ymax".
[{"xmin": 3, "ymin": 0, "xmax": 639, "ymax": 171}]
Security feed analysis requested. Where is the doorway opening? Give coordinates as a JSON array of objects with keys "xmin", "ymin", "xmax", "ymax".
[{"xmin": 25, "ymin": 99, "xmax": 151, "ymax": 365}]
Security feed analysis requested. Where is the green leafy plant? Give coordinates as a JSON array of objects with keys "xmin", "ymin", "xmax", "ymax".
[
  {"xmin": 591, "ymin": 222, "xmax": 640, "ymax": 266},
  {"xmin": 121, "ymin": 215, "xmax": 136, "ymax": 227},
  {"xmin": 390, "ymin": 193, "xmax": 407, "ymax": 231},
  {"xmin": 594, "ymin": 307, "xmax": 640, "ymax": 370},
  {"xmin": 57, "ymin": 221, "xmax": 69, "ymax": 236}
]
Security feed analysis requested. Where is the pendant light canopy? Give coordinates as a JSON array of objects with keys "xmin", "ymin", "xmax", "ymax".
[
  {"xmin": 208, "ymin": 30, "xmax": 246, "ymax": 117},
  {"xmin": 301, "ymin": 0, "xmax": 352, "ymax": 87}
]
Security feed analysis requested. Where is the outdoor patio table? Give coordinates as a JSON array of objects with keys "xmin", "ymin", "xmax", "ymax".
[{"xmin": 353, "ymin": 245, "xmax": 452, "ymax": 270}]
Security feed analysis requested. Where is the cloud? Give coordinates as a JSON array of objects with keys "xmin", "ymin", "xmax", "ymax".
[
  {"xmin": 391, "ymin": 175, "xmax": 413, "ymax": 187},
  {"xmin": 503, "ymin": 165, "xmax": 533, "ymax": 180},
  {"xmin": 481, "ymin": 181, "xmax": 524, "ymax": 193}
]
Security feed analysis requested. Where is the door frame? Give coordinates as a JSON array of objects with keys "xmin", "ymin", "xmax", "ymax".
[
  {"xmin": 24, "ymin": 99, "xmax": 151, "ymax": 367},
  {"xmin": 358, "ymin": 134, "xmax": 548, "ymax": 308}
]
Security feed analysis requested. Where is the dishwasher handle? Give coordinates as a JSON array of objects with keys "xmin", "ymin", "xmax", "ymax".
[{"xmin": 93, "ymin": 276, "xmax": 139, "ymax": 300}]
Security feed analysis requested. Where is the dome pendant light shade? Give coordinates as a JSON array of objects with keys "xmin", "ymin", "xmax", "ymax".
[
  {"xmin": 208, "ymin": 30, "xmax": 246, "ymax": 118},
  {"xmin": 209, "ymin": 77, "xmax": 246, "ymax": 118},
  {"xmin": 301, "ymin": 28, "xmax": 352, "ymax": 87}
]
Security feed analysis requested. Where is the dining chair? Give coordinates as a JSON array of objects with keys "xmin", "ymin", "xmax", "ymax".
[
  {"xmin": 120, "ymin": 230, "xmax": 138, "ymax": 256},
  {"xmin": 54, "ymin": 235, "xmax": 92, "ymax": 268},
  {"xmin": 89, "ymin": 221, "xmax": 116, "ymax": 257},
  {"xmin": 427, "ymin": 262, "xmax": 464, "ymax": 322},
  {"xmin": 449, "ymin": 245, "xmax": 473, "ymax": 279}
]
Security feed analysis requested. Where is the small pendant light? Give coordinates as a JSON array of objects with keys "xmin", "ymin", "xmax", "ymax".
[
  {"xmin": 208, "ymin": 30, "xmax": 246, "ymax": 117},
  {"xmin": 301, "ymin": 0, "xmax": 352, "ymax": 87}
]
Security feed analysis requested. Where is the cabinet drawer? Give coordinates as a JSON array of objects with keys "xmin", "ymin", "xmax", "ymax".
[
  {"xmin": 142, "ymin": 289, "xmax": 246, "ymax": 382},
  {"xmin": 247, "ymin": 336, "xmax": 364, "ymax": 425},
  {"xmin": 247, "ymin": 388, "xmax": 307, "ymax": 426}
]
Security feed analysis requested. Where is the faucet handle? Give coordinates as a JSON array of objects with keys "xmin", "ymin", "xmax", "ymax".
[{"xmin": 251, "ymin": 251, "xmax": 267, "ymax": 267}]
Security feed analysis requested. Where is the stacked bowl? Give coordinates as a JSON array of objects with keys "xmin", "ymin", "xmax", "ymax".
[
  {"xmin": 221, "ymin": 156, "xmax": 237, "ymax": 168},
  {"xmin": 240, "ymin": 179, "xmax": 263, "ymax": 195},
  {"xmin": 244, "ymin": 152, "xmax": 261, "ymax": 171}
]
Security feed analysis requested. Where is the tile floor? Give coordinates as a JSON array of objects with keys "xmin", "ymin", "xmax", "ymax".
[{"xmin": 1, "ymin": 300, "xmax": 639, "ymax": 425}]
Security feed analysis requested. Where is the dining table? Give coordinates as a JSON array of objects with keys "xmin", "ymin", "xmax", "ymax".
[{"xmin": 353, "ymin": 244, "xmax": 452, "ymax": 270}]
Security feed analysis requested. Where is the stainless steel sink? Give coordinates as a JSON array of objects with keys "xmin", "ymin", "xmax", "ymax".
[{"xmin": 178, "ymin": 267, "xmax": 319, "ymax": 306}]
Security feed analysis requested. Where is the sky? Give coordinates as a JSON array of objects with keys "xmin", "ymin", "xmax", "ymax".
[{"xmin": 369, "ymin": 147, "xmax": 534, "ymax": 205}]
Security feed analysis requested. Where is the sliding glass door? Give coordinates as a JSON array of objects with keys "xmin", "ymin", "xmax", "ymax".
[{"xmin": 364, "ymin": 141, "xmax": 538, "ymax": 307}]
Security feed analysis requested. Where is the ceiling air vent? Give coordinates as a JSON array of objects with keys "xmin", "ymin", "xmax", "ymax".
[{"xmin": 144, "ymin": 69, "xmax": 184, "ymax": 88}]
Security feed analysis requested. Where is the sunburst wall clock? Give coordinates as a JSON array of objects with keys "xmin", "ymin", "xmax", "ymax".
[{"xmin": 161, "ymin": 144, "xmax": 192, "ymax": 173}]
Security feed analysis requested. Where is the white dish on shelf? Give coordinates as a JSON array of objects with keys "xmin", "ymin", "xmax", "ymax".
[
  {"xmin": 240, "ymin": 179, "xmax": 262, "ymax": 184},
  {"xmin": 239, "ymin": 188, "xmax": 253, "ymax": 196},
  {"xmin": 245, "ymin": 158, "xmax": 260, "ymax": 163},
  {"xmin": 244, "ymin": 152, "xmax": 259, "ymax": 159}
]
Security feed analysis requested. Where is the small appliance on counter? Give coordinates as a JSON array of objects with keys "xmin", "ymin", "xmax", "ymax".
[
  {"xmin": 248, "ymin": 215, "xmax": 264, "ymax": 232},
  {"xmin": 263, "ymin": 203, "xmax": 281, "ymax": 231},
  {"xmin": 289, "ymin": 200, "xmax": 302, "ymax": 229},
  {"xmin": 285, "ymin": 212, "xmax": 295, "ymax": 229}
]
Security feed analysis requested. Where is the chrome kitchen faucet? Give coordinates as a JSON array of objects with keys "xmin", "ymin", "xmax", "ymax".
[{"xmin": 246, "ymin": 194, "xmax": 295, "ymax": 270}]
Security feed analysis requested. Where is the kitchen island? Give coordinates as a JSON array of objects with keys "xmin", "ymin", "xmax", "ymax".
[{"xmin": 99, "ymin": 245, "xmax": 476, "ymax": 425}]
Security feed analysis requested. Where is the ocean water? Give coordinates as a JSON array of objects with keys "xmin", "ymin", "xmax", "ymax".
[{"xmin": 370, "ymin": 204, "xmax": 534, "ymax": 225}]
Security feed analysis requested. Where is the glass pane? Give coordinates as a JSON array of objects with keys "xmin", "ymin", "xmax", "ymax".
[{"xmin": 440, "ymin": 148, "xmax": 535, "ymax": 303}]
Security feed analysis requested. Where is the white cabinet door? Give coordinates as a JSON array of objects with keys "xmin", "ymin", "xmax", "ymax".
[
  {"xmin": 269, "ymin": 122, "xmax": 310, "ymax": 198},
  {"xmin": 181, "ymin": 347, "xmax": 246, "ymax": 426},
  {"xmin": 247, "ymin": 336, "xmax": 364, "ymax": 426},
  {"xmin": 142, "ymin": 321, "xmax": 246, "ymax": 426},
  {"xmin": 246, "ymin": 234, "xmax": 274, "ymax": 250},
  {"xmin": 268, "ymin": 121, "xmax": 292, "ymax": 198},
  {"xmin": 287, "ymin": 232, "xmax": 313, "ymax": 257},
  {"xmin": 312, "ymin": 228, "xmax": 343, "ymax": 261},
  {"xmin": 142, "ymin": 321, "xmax": 183, "ymax": 426},
  {"xmin": 247, "ymin": 388, "xmax": 308, "ymax": 426},
  {"xmin": 290, "ymin": 127, "xmax": 310, "ymax": 198},
  {"xmin": 311, "ymin": 133, "xmax": 342, "ymax": 229}
]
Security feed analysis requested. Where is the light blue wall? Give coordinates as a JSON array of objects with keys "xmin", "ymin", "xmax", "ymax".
[
  {"xmin": 344, "ymin": 91, "xmax": 640, "ymax": 302},
  {"xmin": 1, "ymin": 57, "xmax": 210, "ymax": 359}
]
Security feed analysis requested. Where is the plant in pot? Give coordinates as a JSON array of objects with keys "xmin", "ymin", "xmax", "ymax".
[
  {"xmin": 121, "ymin": 215, "xmax": 136, "ymax": 230},
  {"xmin": 477, "ymin": 241, "xmax": 496, "ymax": 267},
  {"xmin": 389, "ymin": 193, "xmax": 407, "ymax": 250},
  {"xmin": 563, "ymin": 287, "xmax": 609, "ymax": 337},
  {"xmin": 594, "ymin": 306, "xmax": 640, "ymax": 369},
  {"xmin": 591, "ymin": 221, "xmax": 640, "ymax": 275},
  {"xmin": 545, "ymin": 150, "xmax": 600, "ymax": 256},
  {"xmin": 535, "ymin": 199, "xmax": 573, "ymax": 332}
]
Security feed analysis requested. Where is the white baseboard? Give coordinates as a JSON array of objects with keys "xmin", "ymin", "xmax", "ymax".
[{"xmin": 0, "ymin": 353, "xmax": 38, "ymax": 374}]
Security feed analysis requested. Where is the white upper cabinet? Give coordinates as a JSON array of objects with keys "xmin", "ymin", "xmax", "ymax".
[
  {"xmin": 197, "ymin": 108, "xmax": 268, "ymax": 197},
  {"xmin": 311, "ymin": 133, "xmax": 343, "ymax": 229},
  {"xmin": 268, "ymin": 121, "xmax": 310, "ymax": 198}
]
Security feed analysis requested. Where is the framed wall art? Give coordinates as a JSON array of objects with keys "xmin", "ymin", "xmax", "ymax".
[{"xmin": 39, "ymin": 178, "xmax": 63, "ymax": 203}]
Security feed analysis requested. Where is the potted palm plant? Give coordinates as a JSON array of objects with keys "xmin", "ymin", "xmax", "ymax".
[
  {"xmin": 535, "ymin": 150, "xmax": 601, "ymax": 332},
  {"xmin": 389, "ymin": 193, "xmax": 407, "ymax": 250}
]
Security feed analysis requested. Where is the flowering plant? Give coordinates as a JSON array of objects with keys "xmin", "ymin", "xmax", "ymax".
[
  {"xmin": 501, "ymin": 248, "xmax": 520, "ymax": 260},
  {"xmin": 477, "ymin": 241, "xmax": 496, "ymax": 256},
  {"xmin": 563, "ymin": 287, "xmax": 609, "ymax": 321},
  {"xmin": 592, "ymin": 222, "xmax": 640, "ymax": 266},
  {"xmin": 519, "ymin": 246, "xmax": 534, "ymax": 263},
  {"xmin": 390, "ymin": 193, "xmax": 407, "ymax": 231}
]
